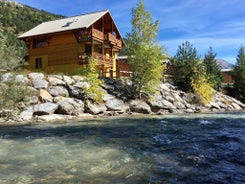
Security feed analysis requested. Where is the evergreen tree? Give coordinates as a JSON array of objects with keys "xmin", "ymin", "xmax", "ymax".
[
  {"xmin": 233, "ymin": 46, "xmax": 245, "ymax": 103},
  {"xmin": 169, "ymin": 41, "xmax": 200, "ymax": 92},
  {"xmin": 125, "ymin": 0, "xmax": 164, "ymax": 99},
  {"xmin": 203, "ymin": 47, "xmax": 222, "ymax": 90}
]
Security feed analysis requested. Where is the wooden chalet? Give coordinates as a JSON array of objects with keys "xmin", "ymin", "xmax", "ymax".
[{"xmin": 18, "ymin": 10, "xmax": 125, "ymax": 77}]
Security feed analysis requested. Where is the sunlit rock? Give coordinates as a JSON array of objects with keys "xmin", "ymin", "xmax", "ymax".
[
  {"xmin": 63, "ymin": 75, "xmax": 74, "ymax": 85},
  {"xmin": 85, "ymin": 100, "xmax": 107, "ymax": 115},
  {"xmin": 129, "ymin": 100, "xmax": 151, "ymax": 114},
  {"xmin": 54, "ymin": 97, "xmax": 84, "ymax": 115},
  {"xmin": 27, "ymin": 102, "xmax": 58, "ymax": 115},
  {"xmin": 48, "ymin": 86, "xmax": 69, "ymax": 97},
  {"xmin": 36, "ymin": 114, "xmax": 73, "ymax": 122},
  {"xmin": 47, "ymin": 75, "xmax": 65, "ymax": 86},
  {"xmin": 39, "ymin": 89, "xmax": 53, "ymax": 102},
  {"xmin": 103, "ymin": 94, "xmax": 129, "ymax": 112},
  {"xmin": 15, "ymin": 74, "xmax": 29, "ymax": 84}
]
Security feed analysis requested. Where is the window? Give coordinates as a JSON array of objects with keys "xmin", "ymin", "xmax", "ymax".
[
  {"xmin": 35, "ymin": 58, "xmax": 42, "ymax": 69},
  {"xmin": 85, "ymin": 45, "xmax": 91, "ymax": 55},
  {"xmin": 33, "ymin": 39, "xmax": 46, "ymax": 48}
]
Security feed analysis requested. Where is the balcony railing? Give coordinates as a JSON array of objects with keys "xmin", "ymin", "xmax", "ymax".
[
  {"xmin": 92, "ymin": 29, "xmax": 104, "ymax": 41},
  {"xmin": 92, "ymin": 52, "xmax": 113, "ymax": 67},
  {"xmin": 106, "ymin": 33, "xmax": 122, "ymax": 48},
  {"xmin": 76, "ymin": 29, "xmax": 122, "ymax": 48},
  {"xmin": 77, "ymin": 28, "xmax": 104, "ymax": 41},
  {"xmin": 78, "ymin": 52, "xmax": 113, "ymax": 67}
]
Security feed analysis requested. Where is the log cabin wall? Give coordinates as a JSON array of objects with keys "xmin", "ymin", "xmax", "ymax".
[{"xmin": 26, "ymin": 32, "xmax": 80, "ymax": 74}]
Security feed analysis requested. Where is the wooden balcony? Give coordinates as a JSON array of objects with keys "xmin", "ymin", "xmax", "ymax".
[
  {"xmin": 106, "ymin": 33, "xmax": 122, "ymax": 48},
  {"xmin": 76, "ymin": 28, "xmax": 104, "ymax": 42},
  {"xmin": 93, "ymin": 52, "xmax": 113, "ymax": 67},
  {"xmin": 92, "ymin": 29, "xmax": 104, "ymax": 41},
  {"xmin": 78, "ymin": 52, "xmax": 113, "ymax": 68}
]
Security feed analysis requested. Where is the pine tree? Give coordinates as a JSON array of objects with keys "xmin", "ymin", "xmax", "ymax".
[
  {"xmin": 125, "ymin": 0, "xmax": 164, "ymax": 99},
  {"xmin": 169, "ymin": 41, "xmax": 200, "ymax": 92},
  {"xmin": 233, "ymin": 46, "xmax": 245, "ymax": 103},
  {"xmin": 203, "ymin": 47, "xmax": 222, "ymax": 90}
]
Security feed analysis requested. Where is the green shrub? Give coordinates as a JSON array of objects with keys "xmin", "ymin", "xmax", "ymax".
[
  {"xmin": 0, "ymin": 79, "xmax": 32, "ymax": 110},
  {"xmin": 76, "ymin": 58, "xmax": 104, "ymax": 103}
]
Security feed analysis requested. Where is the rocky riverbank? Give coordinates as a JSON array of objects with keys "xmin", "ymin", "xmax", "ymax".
[{"xmin": 0, "ymin": 72, "xmax": 245, "ymax": 123}]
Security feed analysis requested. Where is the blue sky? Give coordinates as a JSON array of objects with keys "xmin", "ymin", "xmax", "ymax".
[{"xmin": 15, "ymin": 0, "xmax": 245, "ymax": 64}]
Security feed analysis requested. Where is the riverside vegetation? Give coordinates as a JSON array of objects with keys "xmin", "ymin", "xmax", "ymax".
[
  {"xmin": 0, "ymin": 71, "xmax": 244, "ymax": 123},
  {"xmin": 0, "ymin": 0, "xmax": 245, "ymax": 123}
]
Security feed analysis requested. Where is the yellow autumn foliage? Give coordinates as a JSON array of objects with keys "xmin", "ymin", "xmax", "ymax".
[{"xmin": 191, "ymin": 72, "xmax": 216, "ymax": 105}]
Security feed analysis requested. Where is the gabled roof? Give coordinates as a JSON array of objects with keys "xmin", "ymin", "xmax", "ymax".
[{"xmin": 18, "ymin": 10, "xmax": 109, "ymax": 39}]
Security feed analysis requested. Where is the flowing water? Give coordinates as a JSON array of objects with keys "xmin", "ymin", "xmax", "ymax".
[{"xmin": 0, "ymin": 112, "xmax": 244, "ymax": 184}]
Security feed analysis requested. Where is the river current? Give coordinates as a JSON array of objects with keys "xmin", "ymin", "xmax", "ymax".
[{"xmin": 0, "ymin": 112, "xmax": 244, "ymax": 183}]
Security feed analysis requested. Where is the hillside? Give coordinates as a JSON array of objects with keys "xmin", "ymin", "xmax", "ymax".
[{"xmin": 0, "ymin": 0, "xmax": 64, "ymax": 35}]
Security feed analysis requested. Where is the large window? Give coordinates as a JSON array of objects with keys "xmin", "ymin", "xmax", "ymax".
[
  {"xmin": 33, "ymin": 39, "xmax": 46, "ymax": 48},
  {"xmin": 35, "ymin": 58, "xmax": 42, "ymax": 69}
]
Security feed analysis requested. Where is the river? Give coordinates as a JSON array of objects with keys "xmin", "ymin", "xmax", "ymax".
[{"xmin": 0, "ymin": 112, "xmax": 244, "ymax": 183}]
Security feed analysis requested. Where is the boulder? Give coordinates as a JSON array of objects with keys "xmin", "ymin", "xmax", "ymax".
[
  {"xmin": 67, "ymin": 85, "xmax": 86, "ymax": 99},
  {"xmin": 85, "ymin": 100, "xmax": 107, "ymax": 115},
  {"xmin": 172, "ymin": 92, "xmax": 184, "ymax": 103},
  {"xmin": 63, "ymin": 75, "xmax": 74, "ymax": 85},
  {"xmin": 36, "ymin": 114, "xmax": 73, "ymax": 122},
  {"xmin": 25, "ymin": 96, "xmax": 39, "ymax": 106},
  {"xmin": 185, "ymin": 108, "xmax": 195, "ymax": 113},
  {"xmin": 160, "ymin": 83, "xmax": 171, "ymax": 92},
  {"xmin": 231, "ymin": 103, "xmax": 242, "ymax": 110},
  {"xmin": 74, "ymin": 81, "xmax": 91, "ymax": 89},
  {"xmin": 209, "ymin": 101, "xmax": 220, "ymax": 109},
  {"xmin": 48, "ymin": 86, "xmax": 69, "ymax": 97},
  {"xmin": 77, "ymin": 113, "xmax": 94, "ymax": 119},
  {"xmin": 39, "ymin": 89, "xmax": 53, "ymax": 102},
  {"xmin": 26, "ymin": 102, "xmax": 58, "ymax": 116},
  {"xmin": 149, "ymin": 96, "xmax": 176, "ymax": 112},
  {"xmin": 173, "ymin": 101, "xmax": 186, "ymax": 109},
  {"xmin": 28, "ymin": 73, "xmax": 44, "ymax": 80},
  {"xmin": 15, "ymin": 75, "xmax": 29, "ymax": 84},
  {"xmin": 72, "ymin": 75, "xmax": 85, "ymax": 82},
  {"xmin": 129, "ymin": 100, "xmax": 151, "ymax": 114},
  {"xmin": 19, "ymin": 110, "xmax": 33, "ymax": 121},
  {"xmin": 54, "ymin": 97, "xmax": 84, "ymax": 115},
  {"xmin": 103, "ymin": 94, "xmax": 129, "ymax": 112},
  {"xmin": 47, "ymin": 75, "xmax": 65, "ymax": 86},
  {"xmin": 32, "ymin": 79, "xmax": 48, "ymax": 89}
]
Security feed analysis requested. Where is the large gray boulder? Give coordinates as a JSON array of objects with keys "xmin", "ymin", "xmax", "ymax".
[
  {"xmin": 103, "ymin": 94, "xmax": 129, "ymax": 112},
  {"xmin": 48, "ymin": 86, "xmax": 69, "ymax": 97},
  {"xmin": 72, "ymin": 75, "xmax": 85, "ymax": 82},
  {"xmin": 148, "ymin": 90, "xmax": 176, "ymax": 112},
  {"xmin": 74, "ymin": 81, "xmax": 91, "ymax": 89},
  {"xmin": 28, "ymin": 73, "xmax": 44, "ymax": 80},
  {"xmin": 85, "ymin": 100, "xmax": 107, "ymax": 115},
  {"xmin": 47, "ymin": 75, "xmax": 65, "ymax": 86},
  {"xmin": 15, "ymin": 75, "xmax": 29, "ymax": 84},
  {"xmin": 19, "ymin": 110, "xmax": 33, "ymax": 121},
  {"xmin": 26, "ymin": 102, "xmax": 58, "ymax": 116},
  {"xmin": 28, "ymin": 73, "xmax": 48, "ymax": 89},
  {"xmin": 129, "ymin": 100, "xmax": 151, "ymax": 114},
  {"xmin": 63, "ymin": 75, "xmax": 74, "ymax": 85},
  {"xmin": 54, "ymin": 97, "xmax": 84, "ymax": 115},
  {"xmin": 32, "ymin": 79, "xmax": 48, "ymax": 89}
]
